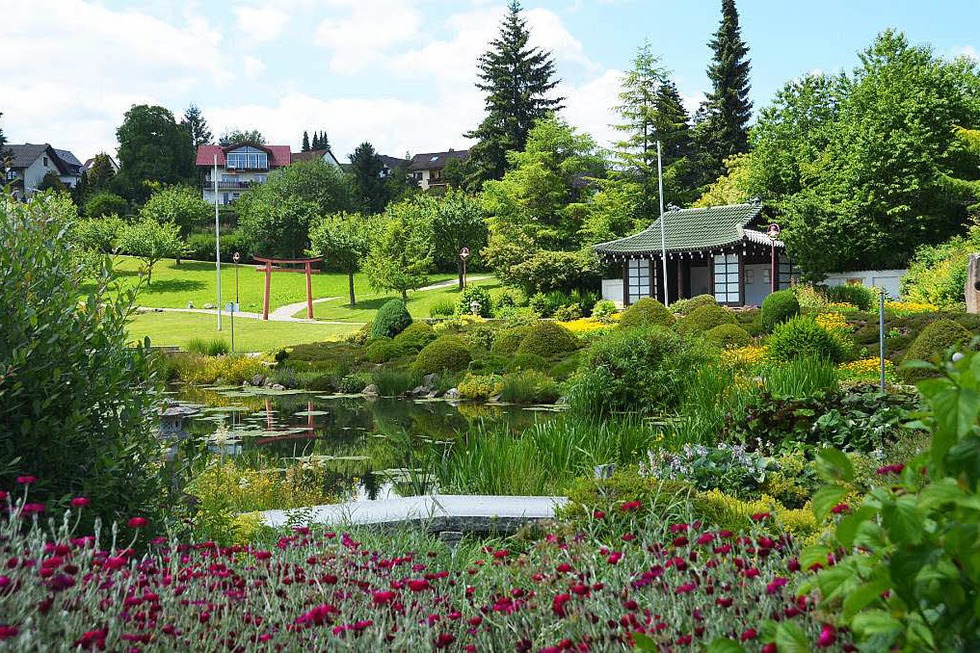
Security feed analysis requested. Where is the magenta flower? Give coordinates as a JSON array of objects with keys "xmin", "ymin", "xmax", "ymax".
[
  {"xmin": 21, "ymin": 503, "xmax": 44, "ymax": 515},
  {"xmin": 372, "ymin": 590, "xmax": 396, "ymax": 605},
  {"xmin": 766, "ymin": 577, "xmax": 789, "ymax": 594},
  {"xmin": 831, "ymin": 503, "xmax": 849, "ymax": 514},
  {"xmin": 253, "ymin": 550, "xmax": 272, "ymax": 560},
  {"xmin": 607, "ymin": 551, "xmax": 623, "ymax": 565},
  {"xmin": 740, "ymin": 628, "xmax": 758, "ymax": 641},
  {"xmin": 0, "ymin": 625, "xmax": 17, "ymax": 640},
  {"xmin": 127, "ymin": 517, "xmax": 148, "ymax": 528},
  {"xmin": 552, "ymin": 593, "xmax": 571, "ymax": 617},
  {"xmin": 817, "ymin": 624, "xmax": 837, "ymax": 647},
  {"xmin": 674, "ymin": 582, "xmax": 697, "ymax": 594},
  {"xmin": 620, "ymin": 500, "xmax": 642, "ymax": 512},
  {"xmin": 0, "ymin": 491, "xmax": 7, "ymax": 501},
  {"xmin": 407, "ymin": 579, "xmax": 431, "ymax": 592},
  {"xmin": 70, "ymin": 497, "xmax": 90, "ymax": 508},
  {"xmin": 16, "ymin": 476, "xmax": 37, "ymax": 485},
  {"xmin": 750, "ymin": 512, "xmax": 771, "ymax": 522}
]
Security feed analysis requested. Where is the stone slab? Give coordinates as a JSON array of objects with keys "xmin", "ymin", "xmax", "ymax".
[{"xmin": 258, "ymin": 494, "xmax": 568, "ymax": 533}]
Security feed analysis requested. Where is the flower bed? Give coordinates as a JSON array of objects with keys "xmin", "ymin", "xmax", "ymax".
[{"xmin": 0, "ymin": 484, "xmax": 844, "ymax": 651}]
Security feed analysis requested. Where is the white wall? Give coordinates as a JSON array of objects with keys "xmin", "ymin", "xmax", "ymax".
[
  {"xmin": 601, "ymin": 279, "xmax": 624, "ymax": 307},
  {"xmin": 823, "ymin": 269, "xmax": 907, "ymax": 299},
  {"xmin": 743, "ymin": 263, "xmax": 771, "ymax": 306}
]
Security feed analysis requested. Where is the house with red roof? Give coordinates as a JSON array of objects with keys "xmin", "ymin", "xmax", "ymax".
[{"xmin": 196, "ymin": 142, "xmax": 292, "ymax": 205}]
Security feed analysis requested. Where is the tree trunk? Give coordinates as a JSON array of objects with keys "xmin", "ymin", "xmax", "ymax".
[
  {"xmin": 402, "ymin": 288, "xmax": 408, "ymax": 302},
  {"xmin": 457, "ymin": 259, "xmax": 464, "ymax": 290},
  {"xmin": 348, "ymin": 272, "xmax": 356, "ymax": 306}
]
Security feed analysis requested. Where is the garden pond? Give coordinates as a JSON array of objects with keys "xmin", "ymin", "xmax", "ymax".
[{"xmin": 166, "ymin": 384, "xmax": 562, "ymax": 502}]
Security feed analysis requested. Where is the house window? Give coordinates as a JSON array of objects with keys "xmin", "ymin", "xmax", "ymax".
[
  {"xmin": 627, "ymin": 259, "xmax": 652, "ymax": 304},
  {"xmin": 43, "ymin": 157, "xmax": 49, "ymax": 167},
  {"xmin": 225, "ymin": 146, "xmax": 268, "ymax": 170},
  {"xmin": 713, "ymin": 253, "xmax": 740, "ymax": 304}
]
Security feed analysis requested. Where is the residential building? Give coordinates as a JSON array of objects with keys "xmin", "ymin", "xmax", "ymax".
[
  {"xmin": 594, "ymin": 200, "xmax": 799, "ymax": 308},
  {"xmin": 82, "ymin": 154, "xmax": 119, "ymax": 173},
  {"xmin": 3, "ymin": 143, "xmax": 83, "ymax": 199},
  {"xmin": 290, "ymin": 148, "xmax": 342, "ymax": 167},
  {"xmin": 408, "ymin": 149, "xmax": 468, "ymax": 190},
  {"xmin": 379, "ymin": 154, "xmax": 408, "ymax": 179},
  {"xmin": 196, "ymin": 142, "xmax": 291, "ymax": 205}
]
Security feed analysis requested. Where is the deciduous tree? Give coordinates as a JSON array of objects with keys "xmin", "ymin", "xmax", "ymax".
[
  {"xmin": 219, "ymin": 129, "xmax": 265, "ymax": 146},
  {"xmin": 364, "ymin": 200, "xmax": 434, "ymax": 300},
  {"xmin": 115, "ymin": 105, "xmax": 195, "ymax": 203},
  {"xmin": 140, "ymin": 185, "xmax": 211, "ymax": 238},
  {"xmin": 117, "ymin": 217, "xmax": 184, "ymax": 286},
  {"xmin": 308, "ymin": 212, "xmax": 373, "ymax": 305}
]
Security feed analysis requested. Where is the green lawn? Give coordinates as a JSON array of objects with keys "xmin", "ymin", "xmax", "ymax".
[
  {"xmin": 97, "ymin": 256, "xmax": 457, "ymax": 313},
  {"xmin": 128, "ymin": 311, "xmax": 356, "ymax": 352},
  {"xmin": 304, "ymin": 277, "xmax": 501, "ymax": 322}
]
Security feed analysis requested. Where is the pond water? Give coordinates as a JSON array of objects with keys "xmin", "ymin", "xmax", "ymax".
[{"xmin": 167, "ymin": 385, "xmax": 560, "ymax": 502}]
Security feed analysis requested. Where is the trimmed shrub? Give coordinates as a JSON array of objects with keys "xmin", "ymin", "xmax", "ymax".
[
  {"xmin": 767, "ymin": 316, "xmax": 849, "ymax": 364},
  {"xmin": 493, "ymin": 288, "xmax": 523, "ymax": 311},
  {"xmin": 826, "ymin": 284, "xmax": 877, "ymax": 312},
  {"xmin": 567, "ymin": 325, "xmax": 714, "ymax": 415},
  {"xmin": 455, "ymin": 285, "xmax": 493, "ymax": 317},
  {"xmin": 499, "ymin": 370, "xmax": 560, "ymax": 404},
  {"xmin": 413, "ymin": 335, "xmax": 472, "ymax": 374},
  {"xmin": 901, "ymin": 319, "xmax": 972, "ymax": 381},
  {"xmin": 592, "ymin": 299, "xmax": 616, "ymax": 322},
  {"xmin": 676, "ymin": 304, "xmax": 737, "ymax": 336},
  {"xmin": 705, "ymin": 323, "xmax": 752, "ymax": 349},
  {"xmin": 465, "ymin": 325, "xmax": 497, "ymax": 351},
  {"xmin": 670, "ymin": 294, "xmax": 717, "ymax": 316},
  {"xmin": 467, "ymin": 355, "xmax": 509, "ymax": 375},
  {"xmin": 507, "ymin": 353, "xmax": 550, "ymax": 372},
  {"xmin": 618, "ymin": 297, "xmax": 674, "ymax": 329},
  {"xmin": 457, "ymin": 373, "xmax": 504, "ymax": 401},
  {"xmin": 392, "ymin": 322, "xmax": 437, "ymax": 354},
  {"xmin": 761, "ymin": 289, "xmax": 800, "ymax": 332},
  {"xmin": 365, "ymin": 337, "xmax": 399, "ymax": 363},
  {"xmin": 554, "ymin": 304, "xmax": 582, "ymax": 322},
  {"xmin": 492, "ymin": 326, "xmax": 532, "ymax": 355},
  {"xmin": 516, "ymin": 321, "xmax": 580, "ymax": 359},
  {"xmin": 371, "ymin": 299, "xmax": 412, "ymax": 339}
]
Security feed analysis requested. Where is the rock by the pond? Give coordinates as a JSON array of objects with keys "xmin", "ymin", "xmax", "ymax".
[
  {"xmin": 250, "ymin": 374, "xmax": 266, "ymax": 387},
  {"xmin": 423, "ymin": 373, "xmax": 439, "ymax": 388},
  {"xmin": 443, "ymin": 388, "xmax": 460, "ymax": 400},
  {"xmin": 362, "ymin": 384, "xmax": 380, "ymax": 397},
  {"xmin": 270, "ymin": 383, "xmax": 286, "ymax": 391},
  {"xmin": 408, "ymin": 385, "xmax": 430, "ymax": 398}
]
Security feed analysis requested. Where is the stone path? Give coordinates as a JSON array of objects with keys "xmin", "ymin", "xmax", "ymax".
[{"xmin": 259, "ymin": 494, "xmax": 567, "ymax": 533}]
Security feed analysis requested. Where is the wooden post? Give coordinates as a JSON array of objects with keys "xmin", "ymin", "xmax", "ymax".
[
  {"xmin": 737, "ymin": 252, "xmax": 746, "ymax": 307},
  {"xmin": 262, "ymin": 261, "xmax": 272, "ymax": 320},
  {"xmin": 622, "ymin": 260, "xmax": 630, "ymax": 306},
  {"xmin": 305, "ymin": 261, "xmax": 314, "ymax": 319}
]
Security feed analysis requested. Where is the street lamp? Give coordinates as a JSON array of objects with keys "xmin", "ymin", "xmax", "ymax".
[
  {"xmin": 767, "ymin": 223, "xmax": 781, "ymax": 294},
  {"xmin": 231, "ymin": 252, "xmax": 241, "ymax": 354}
]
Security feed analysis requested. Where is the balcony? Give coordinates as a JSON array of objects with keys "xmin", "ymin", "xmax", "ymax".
[{"xmin": 203, "ymin": 180, "xmax": 255, "ymax": 190}]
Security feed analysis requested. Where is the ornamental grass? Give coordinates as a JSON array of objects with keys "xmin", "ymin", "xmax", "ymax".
[{"xmin": 0, "ymin": 480, "xmax": 847, "ymax": 651}]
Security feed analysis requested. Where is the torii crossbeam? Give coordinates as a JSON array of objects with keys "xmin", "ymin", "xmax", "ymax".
[{"xmin": 253, "ymin": 256, "xmax": 324, "ymax": 320}]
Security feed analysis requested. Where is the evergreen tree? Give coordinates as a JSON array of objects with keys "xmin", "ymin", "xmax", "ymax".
[
  {"xmin": 654, "ymin": 81, "xmax": 693, "ymax": 167},
  {"xmin": 0, "ymin": 111, "xmax": 10, "ymax": 171},
  {"xmin": 465, "ymin": 0, "xmax": 564, "ymax": 187},
  {"xmin": 302, "ymin": 131, "xmax": 310, "ymax": 152},
  {"xmin": 181, "ymin": 104, "xmax": 212, "ymax": 147},
  {"xmin": 349, "ymin": 142, "xmax": 388, "ymax": 214},
  {"xmin": 696, "ymin": 0, "xmax": 752, "ymax": 183},
  {"xmin": 115, "ymin": 104, "xmax": 195, "ymax": 203}
]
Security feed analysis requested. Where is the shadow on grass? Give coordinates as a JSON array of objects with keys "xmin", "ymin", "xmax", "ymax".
[{"xmin": 144, "ymin": 278, "xmax": 207, "ymax": 294}]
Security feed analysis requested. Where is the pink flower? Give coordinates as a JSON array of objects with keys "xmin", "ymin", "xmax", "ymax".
[
  {"xmin": 750, "ymin": 512, "xmax": 771, "ymax": 522},
  {"xmin": 619, "ymin": 500, "xmax": 642, "ymax": 512},
  {"xmin": 766, "ymin": 577, "xmax": 789, "ymax": 594},
  {"xmin": 607, "ymin": 551, "xmax": 623, "ymax": 565},
  {"xmin": 816, "ymin": 624, "xmax": 836, "ymax": 647},
  {"xmin": 0, "ymin": 625, "xmax": 18, "ymax": 640},
  {"xmin": 21, "ymin": 503, "xmax": 44, "ymax": 515},
  {"xmin": 127, "ymin": 517, "xmax": 148, "ymax": 528},
  {"xmin": 372, "ymin": 590, "xmax": 396, "ymax": 605},
  {"xmin": 16, "ymin": 476, "xmax": 37, "ymax": 485},
  {"xmin": 741, "ymin": 628, "xmax": 758, "ymax": 641},
  {"xmin": 831, "ymin": 503, "xmax": 849, "ymax": 514},
  {"xmin": 70, "ymin": 497, "xmax": 90, "ymax": 508},
  {"xmin": 552, "ymin": 593, "xmax": 572, "ymax": 617}
]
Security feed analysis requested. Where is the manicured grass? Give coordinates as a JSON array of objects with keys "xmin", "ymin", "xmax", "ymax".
[
  {"xmin": 96, "ymin": 256, "xmax": 457, "ymax": 313},
  {"xmin": 128, "ymin": 311, "xmax": 356, "ymax": 352},
  {"xmin": 304, "ymin": 277, "xmax": 501, "ymax": 322}
]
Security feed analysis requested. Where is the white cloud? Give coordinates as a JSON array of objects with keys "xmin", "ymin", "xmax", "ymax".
[
  {"xmin": 955, "ymin": 45, "xmax": 979, "ymax": 61},
  {"xmin": 314, "ymin": 0, "xmax": 423, "ymax": 74},
  {"xmin": 243, "ymin": 56, "xmax": 267, "ymax": 78},
  {"xmin": 561, "ymin": 69, "xmax": 622, "ymax": 148},
  {"xmin": 0, "ymin": 0, "xmax": 226, "ymax": 159},
  {"xmin": 234, "ymin": 6, "xmax": 289, "ymax": 43}
]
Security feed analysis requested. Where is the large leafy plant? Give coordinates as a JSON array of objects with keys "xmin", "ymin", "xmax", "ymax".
[{"xmin": 801, "ymin": 347, "xmax": 980, "ymax": 651}]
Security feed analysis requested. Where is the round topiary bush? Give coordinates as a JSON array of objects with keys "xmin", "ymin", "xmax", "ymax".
[
  {"xmin": 761, "ymin": 290, "xmax": 800, "ymax": 332},
  {"xmin": 392, "ymin": 322, "xmax": 437, "ymax": 354},
  {"xmin": 365, "ymin": 337, "xmax": 399, "ymax": 363},
  {"xmin": 705, "ymin": 323, "xmax": 752, "ymax": 349},
  {"xmin": 507, "ymin": 353, "xmax": 550, "ymax": 372},
  {"xmin": 901, "ymin": 319, "xmax": 972, "ymax": 382},
  {"xmin": 516, "ymin": 321, "xmax": 580, "ymax": 359},
  {"xmin": 493, "ymin": 326, "xmax": 532, "ymax": 355},
  {"xmin": 767, "ymin": 316, "xmax": 848, "ymax": 363},
  {"xmin": 455, "ymin": 285, "xmax": 493, "ymax": 317},
  {"xmin": 676, "ymin": 304, "xmax": 737, "ymax": 336},
  {"xmin": 670, "ymin": 294, "xmax": 717, "ymax": 316},
  {"xmin": 413, "ymin": 335, "xmax": 472, "ymax": 374},
  {"xmin": 825, "ymin": 284, "xmax": 877, "ymax": 312},
  {"xmin": 371, "ymin": 299, "xmax": 413, "ymax": 339},
  {"xmin": 619, "ymin": 297, "xmax": 675, "ymax": 329}
]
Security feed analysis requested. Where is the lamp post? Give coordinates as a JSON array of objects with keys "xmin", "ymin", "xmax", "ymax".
[
  {"xmin": 214, "ymin": 154, "xmax": 222, "ymax": 331},
  {"xmin": 232, "ymin": 252, "xmax": 241, "ymax": 354},
  {"xmin": 459, "ymin": 247, "xmax": 470, "ymax": 289},
  {"xmin": 767, "ymin": 223, "xmax": 781, "ymax": 295}
]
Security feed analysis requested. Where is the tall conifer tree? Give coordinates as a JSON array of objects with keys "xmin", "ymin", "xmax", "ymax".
[
  {"xmin": 302, "ymin": 131, "xmax": 311, "ymax": 152},
  {"xmin": 465, "ymin": 0, "xmax": 563, "ymax": 187},
  {"xmin": 696, "ymin": 0, "xmax": 752, "ymax": 182},
  {"xmin": 181, "ymin": 104, "xmax": 212, "ymax": 147}
]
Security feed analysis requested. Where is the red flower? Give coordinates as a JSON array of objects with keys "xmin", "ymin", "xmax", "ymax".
[
  {"xmin": 622, "ymin": 533, "xmax": 636, "ymax": 542},
  {"xmin": 127, "ymin": 517, "xmax": 148, "ymax": 528},
  {"xmin": 674, "ymin": 582, "xmax": 697, "ymax": 595},
  {"xmin": 0, "ymin": 625, "xmax": 17, "ymax": 640},
  {"xmin": 407, "ymin": 579, "xmax": 431, "ymax": 592},
  {"xmin": 876, "ymin": 463, "xmax": 904, "ymax": 475},
  {"xmin": 607, "ymin": 552, "xmax": 622, "ymax": 565},
  {"xmin": 741, "ymin": 628, "xmax": 758, "ymax": 641},
  {"xmin": 295, "ymin": 604, "xmax": 338, "ymax": 627},
  {"xmin": 21, "ymin": 503, "xmax": 44, "ymax": 515},
  {"xmin": 556, "ymin": 562, "xmax": 573, "ymax": 573},
  {"xmin": 750, "ymin": 512, "xmax": 771, "ymax": 522},
  {"xmin": 592, "ymin": 510, "xmax": 605, "ymax": 519},
  {"xmin": 831, "ymin": 503, "xmax": 849, "ymax": 514},
  {"xmin": 762, "ymin": 644, "xmax": 778, "ymax": 653},
  {"xmin": 552, "ymin": 593, "xmax": 572, "ymax": 617},
  {"xmin": 253, "ymin": 550, "xmax": 272, "ymax": 560},
  {"xmin": 715, "ymin": 597, "xmax": 733, "ymax": 608},
  {"xmin": 766, "ymin": 577, "xmax": 789, "ymax": 594},
  {"xmin": 492, "ymin": 549, "xmax": 509, "ymax": 559},
  {"xmin": 696, "ymin": 533, "xmax": 714, "ymax": 545},
  {"xmin": 16, "ymin": 476, "xmax": 37, "ymax": 485},
  {"xmin": 372, "ymin": 590, "xmax": 396, "ymax": 605},
  {"xmin": 435, "ymin": 633, "xmax": 455, "ymax": 648},
  {"xmin": 619, "ymin": 500, "xmax": 642, "ymax": 512},
  {"xmin": 70, "ymin": 497, "xmax": 90, "ymax": 508},
  {"xmin": 816, "ymin": 624, "xmax": 836, "ymax": 647},
  {"xmin": 0, "ymin": 491, "xmax": 6, "ymax": 501},
  {"xmin": 103, "ymin": 556, "xmax": 127, "ymax": 571},
  {"xmin": 75, "ymin": 628, "xmax": 108, "ymax": 650}
]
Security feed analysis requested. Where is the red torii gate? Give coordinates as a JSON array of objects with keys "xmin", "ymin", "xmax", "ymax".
[{"xmin": 253, "ymin": 256, "xmax": 323, "ymax": 320}]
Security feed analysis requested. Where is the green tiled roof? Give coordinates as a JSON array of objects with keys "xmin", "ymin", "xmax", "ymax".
[{"xmin": 594, "ymin": 202, "xmax": 782, "ymax": 257}]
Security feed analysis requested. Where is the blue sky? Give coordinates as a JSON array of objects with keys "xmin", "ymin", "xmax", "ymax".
[{"xmin": 1, "ymin": 0, "xmax": 977, "ymax": 163}]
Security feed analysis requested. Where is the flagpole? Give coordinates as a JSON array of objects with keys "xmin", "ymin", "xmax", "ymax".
[
  {"xmin": 657, "ymin": 141, "xmax": 668, "ymax": 305},
  {"xmin": 214, "ymin": 154, "xmax": 222, "ymax": 331}
]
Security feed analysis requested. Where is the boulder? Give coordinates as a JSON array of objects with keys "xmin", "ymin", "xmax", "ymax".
[
  {"xmin": 443, "ymin": 388, "xmax": 460, "ymax": 400},
  {"xmin": 362, "ymin": 384, "xmax": 380, "ymax": 397},
  {"xmin": 250, "ymin": 374, "xmax": 266, "ymax": 387},
  {"xmin": 271, "ymin": 383, "xmax": 286, "ymax": 391},
  {"xmin": 423, "ymin": 373, "xmax": 439, "ymax": 388},
  {"xmin": 408, "ymin": 385, "xmax": 429, "ymax": 397}
]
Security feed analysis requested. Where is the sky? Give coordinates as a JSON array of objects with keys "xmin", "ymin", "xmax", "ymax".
[{"xmin": 2, "ymin": 0, "xmax": 979, "ymax": 164}]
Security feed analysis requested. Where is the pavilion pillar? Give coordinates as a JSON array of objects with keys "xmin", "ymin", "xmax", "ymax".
[
  {"xmin": 677, "ymin": 258, "xmax": 687, "ymax": 301},
  {"xmin": 262, "ymin": 261, "xmax": 272, "ymax": 320},
  {"xmin": 622, "ymin": 261, "xmax": 630, "ymax": 306},
  {"xmin": 737, "ymin": 253, "xmax": 746, "ymax": 307}
]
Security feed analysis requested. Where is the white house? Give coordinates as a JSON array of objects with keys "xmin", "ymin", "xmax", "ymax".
[
  {"xmin": 408, "ymin": 149, "xmax": 468, "ymax": 191},
  {"xmin": 4, "ymin": 144, "xmax": 83, "ymax": 199},
  {"xmin": 196, "ymin": 142, "xmax": 292, "ymax": 205}
]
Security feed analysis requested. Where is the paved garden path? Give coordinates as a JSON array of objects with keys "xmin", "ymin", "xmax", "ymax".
[{"xmin": 259, "ymin": 494, "xmax": 567, "ymax": 534}]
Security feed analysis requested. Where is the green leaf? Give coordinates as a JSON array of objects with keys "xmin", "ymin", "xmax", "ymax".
[
  {"xmin": 881, "ymin": 496, "xmax": 924, "ymax": 545},
  {"xmin": 812, "ymin": 484, "xmax": 849, "ymax": 522},
  {"xmin": 851, "ymin": 609, "xmax": 902, "ymax": 638},
  {"xmin": 706, "ymin": 639, "xmax": 747, "ymax": 653},
  {"xmin": 631, "ymin": 632, "xmax": 658, "ymax": 652},
  {"xmin": 835, "ymin": 505, "xmax": 876, "ymax": 548},
  {"xmin": 773, "ymin": 622, "xmax": 809, "ymax": 653},
  {"xmin": 842, "ymin": 577, "xmax": 890, "ymax": 620},
  {"xmin": 800, "ymin": 544, "xmax": 832, "ymax": 571},
  {"xmin": 815, "ymin": 447, "xmax": 855, "ymax": 483},
  {"xmin": 919, "ymin": 479, "xmax": 965, "ymax": 509}
]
